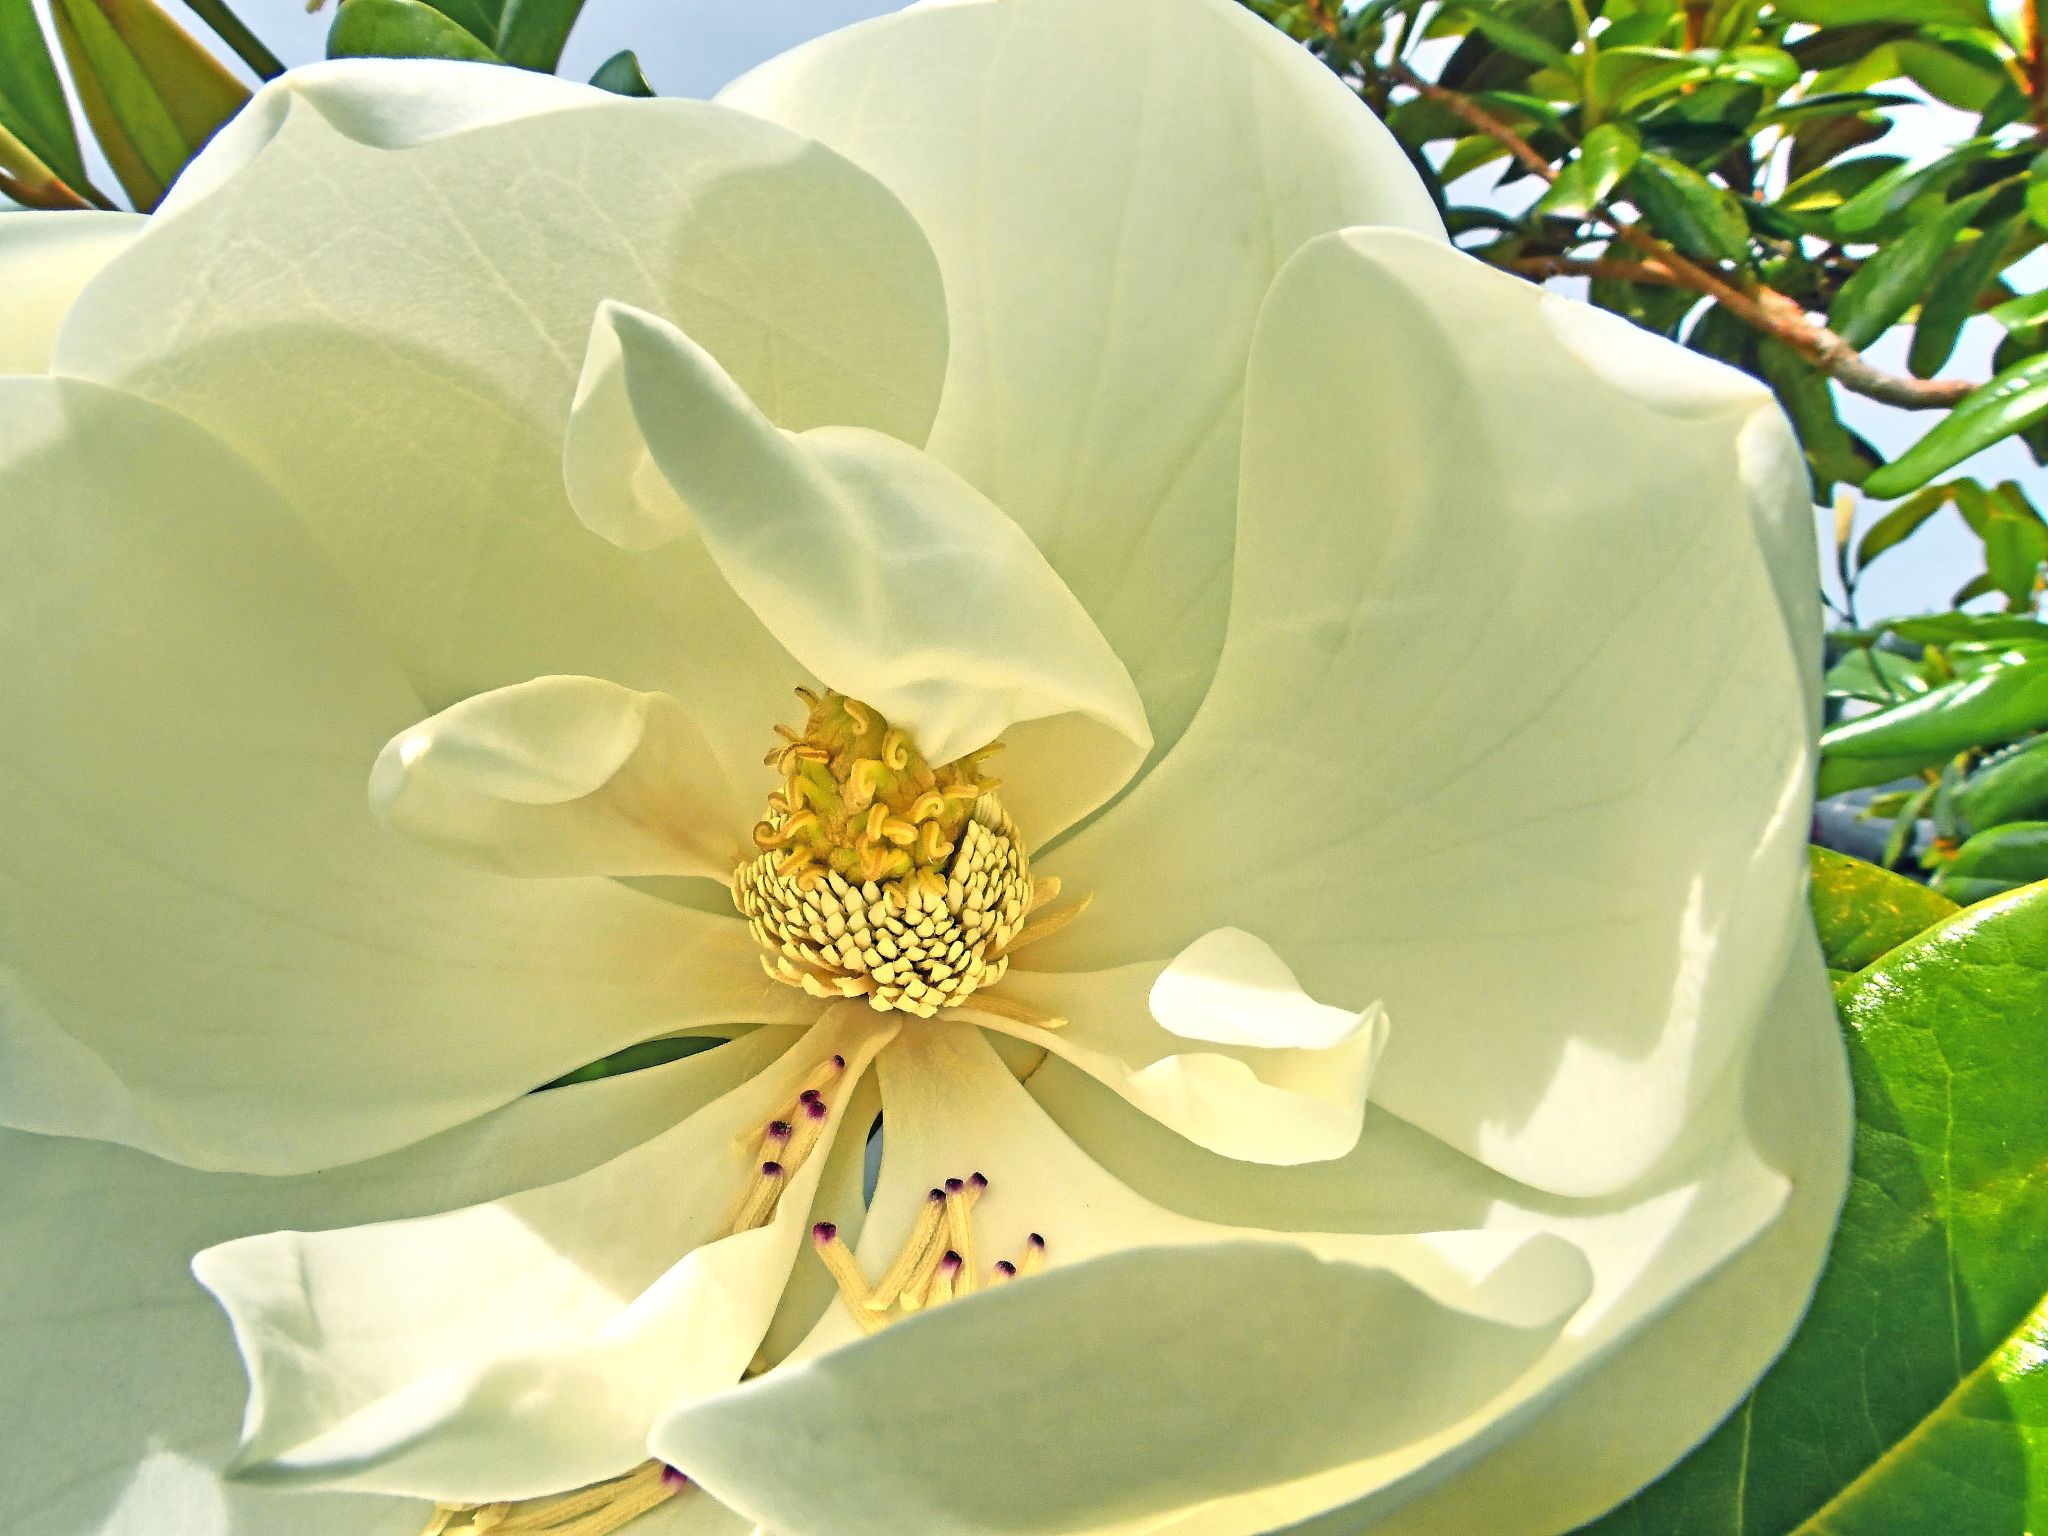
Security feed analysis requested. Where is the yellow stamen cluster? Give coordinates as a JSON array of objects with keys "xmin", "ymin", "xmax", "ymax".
[
  {"xmin": 734, "ymin": 690, "xmax": 1044, "ymax": 1017},
  {"xmin": 811, "ymin": 1173, "xmax": 1045, "ymax": 1336}
]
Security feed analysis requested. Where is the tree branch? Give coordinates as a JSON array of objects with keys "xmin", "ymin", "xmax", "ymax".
[{"xmin": 1387, "ymin": 62, "xmax": 1978, "ymax": 411}]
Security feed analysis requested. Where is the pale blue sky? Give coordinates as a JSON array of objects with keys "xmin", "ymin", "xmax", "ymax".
[{"xmin": 128, "ymin": 1, "xmax": 2046, "ymax": 619}]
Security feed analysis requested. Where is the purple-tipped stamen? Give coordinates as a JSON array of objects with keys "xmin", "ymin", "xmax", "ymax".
[
  {"xmin": 660, "ymin": 1465, "xmax": 691, "ymax": 1490},
  {"xmin": 944, "ymin": 1176, "xmax": 965, "ymax": 1194},
  {"xmin": 1027, "ymin": 1232, "xmax": 1045, "ymax": 1248},
  {"xmin": 762, "ymin": 1160, "xmax": 786, "ymax": 1178},
  {"xmin": 812, "ymin": 1221, "xmax": 838, "ymax": 1244},
  {"xmin": 765, "ymin": 1120, "xmax": 792, "ymax": 1140},
  {"xmin": 799, "ymin": 1088, "xmax": 823, "ymax": 1105},
  {"xmin": 969, "ymin": 1172, "xmax": 989, "ymax": 1192},
  {"xmin": 830, "ymin": 1053, "xmax": 846, "ymax": 1070},
  {"xmin": 938, "ymin": 1250, "xmax": 963, "ymax": 1272},
  {"xmin": 993, "ymin": 1260, "xmax": 1017, "ymax": 1277},
  {"xmin": 804, "ymin": 1098, "xmax": 829, "ymax": 1121}
]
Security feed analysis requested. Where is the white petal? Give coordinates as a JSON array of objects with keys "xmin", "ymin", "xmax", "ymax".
[
  {"xmin": 963, "ymin": 930, "xmax": 1385, "ymax": 1165},
  {"xmin": 650, "ymin": 1024, "xmax": 1588, "ymax": 1534},
  {"xmin": 0, "ymin": 1034, "xmax": 790, "ymax": 1536},
  {"xmin": 0, "ymin": 376, "xmax": 805, "ymax": 1172},
  {"xmin": 57, "ymin": 67, "xmax": 948, "ymax": 793},
  {"xmin": 0, "ymin": 209, "xmax": 141, "ymax": 371},
  {"xmin": 196, "ymin": 1017, "xmax": 893, "ymax": 1503},
  {"xmin": 569, "ymin": 302, "xmax": 1151, "ymax": 834},
  {"xmin": 1024, "ymin": 936, "xmax": 1849, "ymax": 1534},
  {"xmin": 722, "ymin": 0, "xmax": 1444, "ymax": 752},
  {"xmin": 1046, "ymin": 229, "xmax": 1818, "ymax": 1196},
  {"xmin": 371, "ymin": 675, "xmax": 749, "ymax": 880}
]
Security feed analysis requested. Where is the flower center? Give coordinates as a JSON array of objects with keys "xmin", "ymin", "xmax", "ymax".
[
  {"xmin": 810, "ymin": 1173, "xmax": 1046, "ymax": 1333},
  {"xmin": 734, "ymin": 689, "xmax": 1048, "ymax": 1017}
]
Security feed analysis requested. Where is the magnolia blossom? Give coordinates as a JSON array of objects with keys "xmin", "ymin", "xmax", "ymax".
[{"xmin": 1, "ymin": 1, "xmax": 1851, "ymax": 1533}]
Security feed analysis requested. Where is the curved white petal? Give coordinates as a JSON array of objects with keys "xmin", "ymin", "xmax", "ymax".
[
  {"xmin": 196, "ymin": 1017, "xmax": 892, "ymax": 1504},
  {"xmin": 0, "ymin": 376, "xmax": 808, "ymax": 1172},
  {"xmin": 1047, "ymin": 229, "xmax": 1818, "ymax": 1197},
  {"xmin": 721, "ymin": 0, "xmax": 1445, "ymax": 752},
  {"xmin": 1023, "ymin": 936, "xmax": 1849, "ymax": 1535},
  {"xmin": 371, "ymin": 675, "xmax": 750, "ymax": 880},
  {"xmin": 569, "ymin": 302, "xmax": 1151, "ymax": 835},
  {"xmin": 56, "ymin": 67, "xmax": 949, "ymax": 793},
  {"xmin": 0, "ymin": 210, "xmax": 141, "ymax": 372},
  {"xmin": 0, "ymin": 1035, "xmax": 790, "ymax": 1536},
  {"xmin": 964, "ymin": 929, "xmax": 1385, "ymax": 1165},
  {"xmin": 650, "ymin": 1024, "xmax": 1588, "ymax": 1534}
]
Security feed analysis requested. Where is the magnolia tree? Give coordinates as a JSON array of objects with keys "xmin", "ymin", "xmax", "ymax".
[{"xmin": 0, "ymin": 3, "xmax": 2040, "ymax": 1536}]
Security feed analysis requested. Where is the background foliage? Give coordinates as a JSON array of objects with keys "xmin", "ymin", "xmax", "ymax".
[{"xmin": 4, "ymin": 0, "xmax": 2047, "ymax": 1532}]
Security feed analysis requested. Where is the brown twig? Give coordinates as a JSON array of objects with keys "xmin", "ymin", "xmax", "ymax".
[
  {"xmin": 1506, "ymin": 254, "xmax": 1689, "ymax": 286},
  {"xmin": 1388, "ymin": 62, "xmax": 1979, "ymax": 410}
]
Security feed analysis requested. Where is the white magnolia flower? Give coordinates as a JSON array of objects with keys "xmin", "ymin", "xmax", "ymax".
[{"xmin": 0, "ymin": 1, "xmax": 1851, "ymax": 1533}]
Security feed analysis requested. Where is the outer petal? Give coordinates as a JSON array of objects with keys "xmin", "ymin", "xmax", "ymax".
[
  {"xmin": 1047, "ymin": 230, "xmax": 1819, "ymax": 1197},
  {"xmin": 1022, "ymin": 936, "xmax": 1848, "ymax": 1535},
  {"xmin": 0, "ymin": 210, "xmax": 141, "ymax": 372},
  {"xmin": 371, "ymin": 675, "xmax": 749, "ymax": 880},
  {"xmin": 650, "ymin": 1024, "xmax": 1591, "ymax": 1536},
  {"xmin": 195, "ymin": 1018, "xmax": 891, "ymax": 1503},
  {"xmin": 55, "ymin": 62, "xmax": 949, "ymax": 791},
  {"xmin": 0, "ymin": 376, "xmax": 806, "ymax": 1172},
  {"xmin": 0, "ymin": 1037, "xmax": 787, "ymax": 1536},
  {"xmin": 965, "ymin": 929, "xmax": 1385, "ymax": 1164},
  {"xmin": 721, "ymin": 0, "xmax": 1444, "ymax": 752},
  {"xmin": 568, "ymin": 302, "xmax": 1150, "ymax": 835}
]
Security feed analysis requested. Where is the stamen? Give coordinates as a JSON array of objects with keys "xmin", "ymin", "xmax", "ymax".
[
  {"xmin": 426, "ymin": 1461, "xmax": 683, "ymax": 1536},
  {"xmin": 784, "ymin": 1095, "xmax": 831, "ymax": 1172},
  {"xmin": 723, "ymin": 1160, "xmax": 786, "ymax": 1236},
  {"xmin": 867, "ymin": 1188, "xmax": 947, "ymax": 1311},
  {"xmin": 944, "ymin": 1176, "xmax": 981, "ymax": 1296},
  {"xmin": 956, "ymin": 991, "xmax": 1068, "ymax": 1030},
  {"xmin": 1020, "ymin": 1232, "xmax": 1047, "ymax": 1277},
  {"xmin": 989, "ymin": 1259, "xmax": 1017, "ymax": 1286},
  {"xmin": 811, "ymin": 1222, "xmax": 885, "ymax": 1335},
  {"xmin": 927, "ymin": 1250, "xmax": 962, "ymax": 1306}
]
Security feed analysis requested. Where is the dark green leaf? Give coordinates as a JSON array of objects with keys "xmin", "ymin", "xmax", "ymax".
[
  {"xmin": 539, "ymin": 1034, "xmax": 725, "ymax": 1090},
  {"xmin": 0, "ymin": 0, "xmax": 89, "ymax": 193},
  {"xmin": 1627, "ymin": 153, "xmax": 1750, "ymax": 263},
  {"xmin": 1451, "ymin": 4, "xmax": 1570, "ymax": 69},
  {"xmin": 1928, "ymin": 871, "xmax": 2026, "ymax": 902},
  {"xmin": 328, "ymin": 0, "xmax": 502, "ymax": 62},
  {"xmin": 1825, "ymin": 645, "xmax": 1931, "ymax": 703},
  {"xmin": 494, "ymin": 0, "xmax": 583, "ymax": 70},
  {"xmin": 1580, "ymin": 882, "xmax": 2048, "ymax": 1536},
  {"xmin": 1910, "ymin": 217, "xmax": 2018, "ymax": 379},
  {"xmin": 1806, "ymin": 845, "xmax": 1958, "ymax": 970},
  {"xmin": 1819, "ymin": 658, "xmax": 2048, "ymax": 795},
  {"xmin": 1886, "ymin": 614, "xmax": 2048, "ymax": 644},
  {"xmin": 1834, "ymin": 139, "xmax": 2002, "ymax": 239},
  {"xmin": 1773, "ymin": 0, "xmax": 1989, "ymax": 19},
  {"xmin": 1832, "ymin": 187, "xmax": 2001, "ymax": 350},
  {"xmin": 1857, "ymin": 483, "xmax": 1953, "ymax": 569},
  {"xmin": 1895, "ymin": 35, "xmax": 2008, "ymax": 113},
  {"xmin": 1863, "ymin": 353, "xmax": 2048, "ymax": 499},
  {"xmin": 1959, "ymin": 734, "xmax": 2048, "ymax": 830},
  {"xmin": 590, "ymin": 47, "xmax": 651, "ymax": 96},
  {"xmin": 1985, "ymin": 509, "xmax": 2048, "ymax": 607},
  {"xmin": 1756, "ymin": 336, "xmax": 1876, "ymax": 492},
  {"xmin": 418, "ymin": 0, "xmax": 502, "ymax": 47}
]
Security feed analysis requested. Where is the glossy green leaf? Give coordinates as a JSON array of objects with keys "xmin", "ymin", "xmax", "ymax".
[
  {"xmin": 1825, "ymin": 645, "xmax": 1930, "ymax": 703},
  {"xmin": 1773, "ymin": 0, "xmax": 1989, "ymax": 20},
  {"xmin": 417, "ymin": 0, "xmax": 502, "ymax": 48},
  {"xmin": 1806, "ymin": 845, "xmax": 1958, "ymax": 971},
  {"xmin": 1895, "ymin": 35, "xmax": 2008, "ymax": 113},
  {"xmin": 49, "ymin": 0, "xmax": 247, "ymax": 212},
  {"xmin": 1821, "ymin": 659, "xmax": 2048, "ymax": 795},
  {"xmin": 1886, "ymin": 614, "xmax": 2048, "ymax": 647},
  {"xmin": 1958, "ymin": 734, "xmax": 2048, "ymax": 831},
  {"xmin": 1856, "ymin": 483, "xmax": 1953, "ymax": 569},
  {"xmin": 1928, "ymin": 871, "xmax": 2027, "ymax": 903},
  {"xmin": 1581, "ymin": 882, "xmax": 2048, "ymax": 1536},
  {"xmin": 1864, "ymin": 354, "xmax": 2048, "ymax": 500},
  {"xmin": 1910, "ymin": 217, "xmax": 2018, "ymax": 379},
  {"xmin": 1831, "ymin": 188, "xmax": 1998, "ymax": 351},
  {"xmin": 1626, "ymin": 153, "xmax": 1750, "ymax": 263},
  {"xmin": 1833, "ymin": 139, "xmax": 2001, "ymax": 239},
  {"xmin": 1941, "ymin": 820, "xmax": 2048, "ymax": 884},
  {"xmin": 0, "ymin": 0, "xmax": 89, "ymax": 194},
  {"xmin": 328, "ymin": 0, "xmax": 502, "ymax": 62},
  {"xmin": 494, "ymin": 0, "xmax": 584, "ymax": 70},
  {"xmin": 1451, "ymin": 4, "xmax": 1571, "ymax": 69},
  {"xmin": 590, "ymin": 47, "xmax": 652, "ymax": 96},
  {"xmin": 1985, "ymin": 509, "xmax": 2048, "ymax": 607}
]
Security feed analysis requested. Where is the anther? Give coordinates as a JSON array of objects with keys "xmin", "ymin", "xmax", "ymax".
[
  {"xmin": 784, "ymin": 1095, "xmax": 831, "ymax": 1172},
  {"xmin": 1020, "ymin": 1232, "xmax": 1047, "ymax": 1276},
  {"xmin": 929, "ymin": 1250, "xmax": 963, "ymax": 1306},
  {"xmin": 944, "ymin": 1178, "xmax": 980, "ymax": 1295},
  {"xmin": 724, "ymin": 1160, "xmax": 786, "ymax": 1235},
  {"xmin": 812, "ymin": 1222, "xmax": 885, "ymax": 1334},
  {"xmin": 989, "ymin": 1259, "xmax": 1018, "ymax": 1286}
]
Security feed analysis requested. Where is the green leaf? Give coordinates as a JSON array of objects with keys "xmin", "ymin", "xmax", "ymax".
[
  {"xmin": 1820, "ymin": 657, "xmax": 2048, "ymax": 794},
  {"xmin": 1806, "ymin": 845, "xmax": 1959, "ymax": 970},
  {"xmin": 1833, "ymin": 138, "xmax": 2002, "ymax": 239},
  {"xmin": 1756, "ymin": 336, "xmax": 1877, "ymax": 492},
  {"xmin": 1568, "ymin": 121, "xmax": 1641, "ymax": 208},
  {"xmin": 1928, "ymin": 871, "xmax": 2027, "ymax": 902},
  {"xmin": 0, "ymin": 0, "xmax": 89, "ymax": 194},
  {"xmin": 539, "ymin": 1033, "xmax": 725, "ymax": 1090},
  {"xmin": 590, "ymin": 47, "xmax": 651, "ymax": 96},
  {"xmin": 1451, "ymin": 3, "xmax": 1570, "ymax": 69},
  {"xmin": 1830, "ymin": 188, "xmax": 1999, "ymax": 351},
  {"xmin": 418, "ymin": 0, "xmax": 503, "ymax": 47},
  {"xmin": 49, "ymin": 0, "xmax": 248, "ymax": 212},
  {"xmin": 1985, "ymin": 508, "xmax": 2048, "ymax": 607},
  {"xmin": 1856, "ymin": 483, "xmax": 1953, "ymax": 569},
  {"xmin": 1910, "ymin": 217, "xmax": 2018, "ymax": 379},
  {"xmin": 1773, "ymin": 0, "xmax": 1989, "ymax": 20},
  {"xmin": 1626, "ymin": 153, "xmax": 1751, "ymax": 263},
  {"xmin": 1941, "ymin": 820, "xmax": 2048, "ymax": 884},
  {"xmin": 1579, "ymin": 882, "xmax": 2048, "ymax": 1536},
  {"xmin": 1958, "ymin": 734, "xmax": 2048, "ymax": 830},
  {"xmin": 328, "ymin": 0, "xmax": 502, "ymax": 61},
  {"xmin": 1825, "ymin": 645, "xmax": 1931, "ymax": 703},
  {"xmin": 1887, "ymin": 613, "xmax": 2048, "ymax": 645},
  {"xmin": 1864, "ymin": 353, "xmax": 2048, "ymax": 499},
  {"xmin": 493, "ymin": 0, "xmax": 584, "ymax": 70}
]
